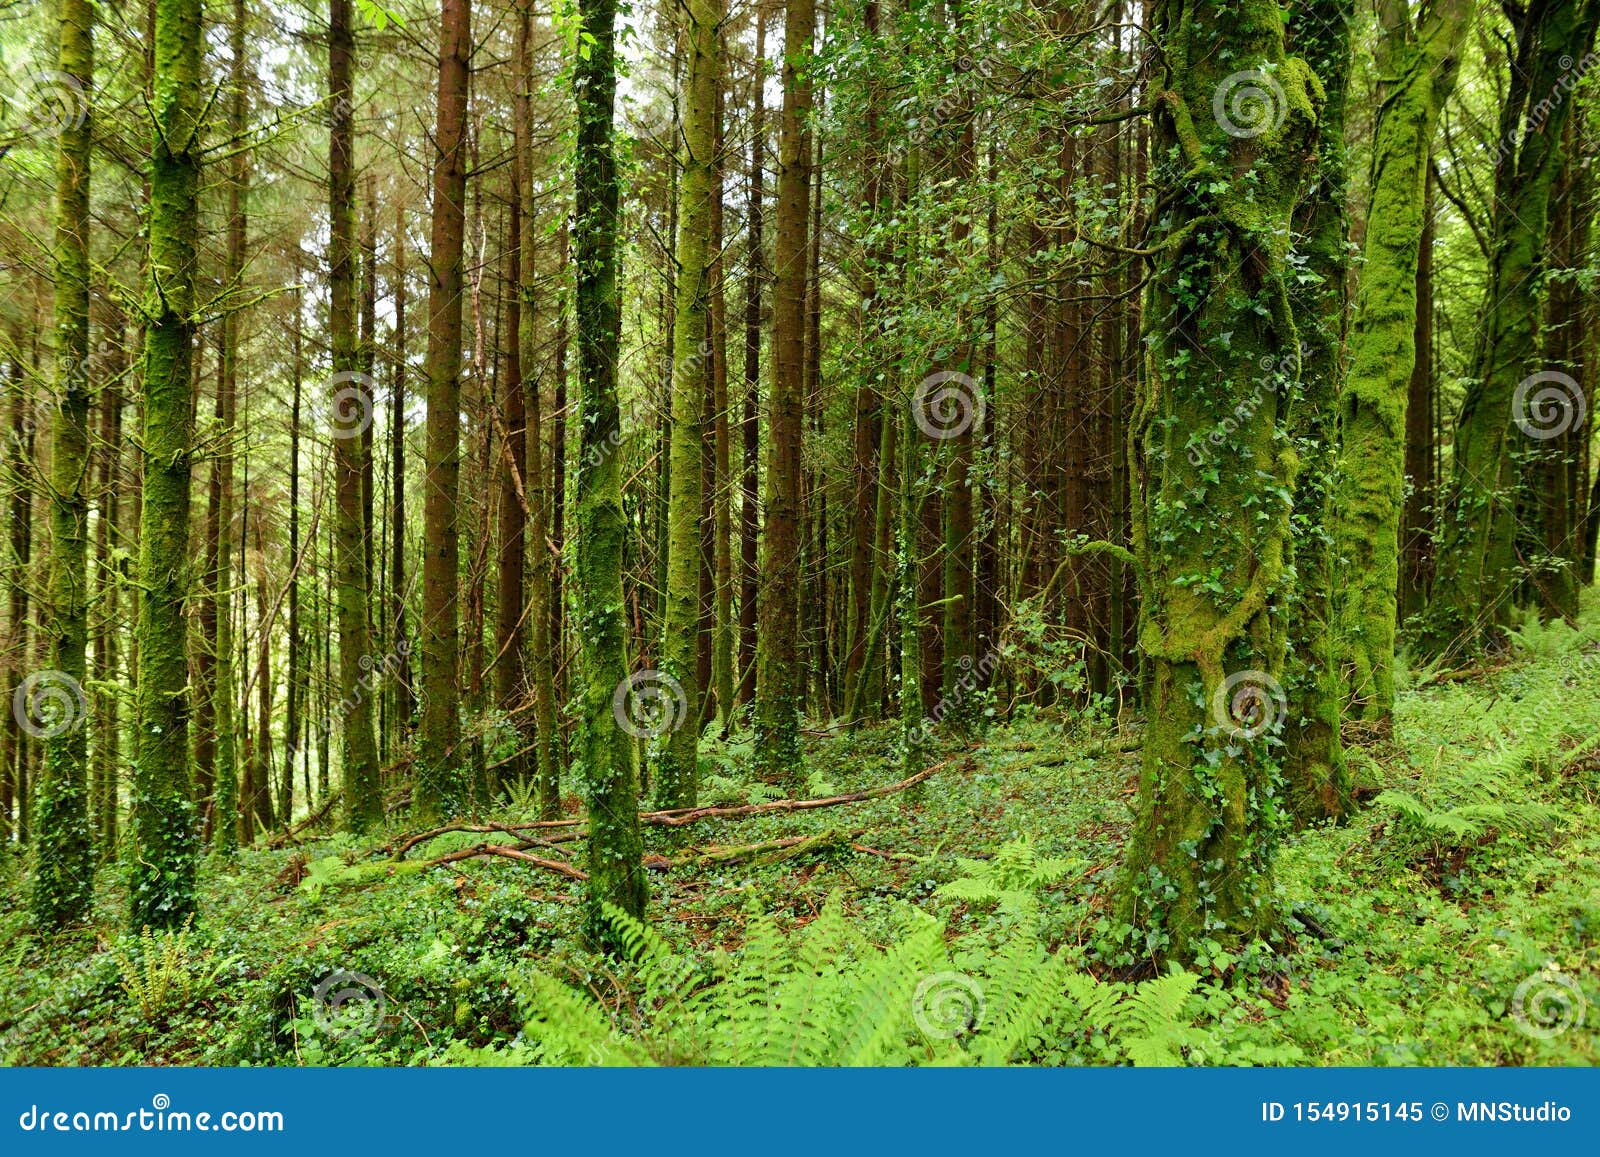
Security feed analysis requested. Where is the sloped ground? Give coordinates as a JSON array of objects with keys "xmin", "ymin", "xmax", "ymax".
[{"xmin": 2, "ymin": 608, "xmax": 1597, "ymax": 1066}]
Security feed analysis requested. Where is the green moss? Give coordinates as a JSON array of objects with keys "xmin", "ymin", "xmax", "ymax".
[
  {"xmin": 31, "ymin": 0, "xmax": 97, "ymax": 928},
  {"xmin": 1117, "ymin": 0, "xmax": 1320, "ymax": 961},
  {"xmin": 128, "ymin": 0, "xmax": 204, "ymax": 931},
  {"xmin": 573, "ymin": 0, "xmax": 647, "ymax": 947},
  {"xmin": 1333, "ymin": 0, "xmax": 1468, "ymax": 714}
]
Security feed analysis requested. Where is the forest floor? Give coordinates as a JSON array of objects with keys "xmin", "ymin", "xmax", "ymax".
[{"xmin": 3, "ymin": 607, "xmax": 1599, "ymax": 1066}]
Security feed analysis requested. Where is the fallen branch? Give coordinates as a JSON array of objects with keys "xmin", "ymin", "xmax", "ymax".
[
  {"xmin": 647, "ymin": 830, "xmax": 852, "ymax": 872},
  {"xmin": 382, "ymin": 755, "xmax": 964, "ymax": 858},
  {"xmin": 422, "ymin": 841, "xmax": 589, "ymax": 881},
  {"xmin": 390, "ymin": 819, "xmax": 581, "ymax": 860}
]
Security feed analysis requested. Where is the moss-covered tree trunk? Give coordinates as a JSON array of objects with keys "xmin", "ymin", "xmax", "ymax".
[
  {"xmin": 130, "ymin": 0, "xmax": 203, "ymax": 931},
  {"xmin": 32, "ymin": 0, "xmax": 96, "ymax": 926},
  {"xmin": 1115, "ymin": 0, "xmax": 1319, "ymax": 962},
  {"xmin": 1279, "ymin": 0, "xmax": 1352, "ymax": 823},
  {"xmin": 752, "ymin": 0, "xmax": 814, "ymax": 785},
  {"xmin": 1425, "ymin": 0, "xmax": 1600, "ymax": 657},
  {"xmin": 574, "ymin": 0, "xmax": 647, "ymax": 942},
  {"xmin": 327, "ymin": 0, "xmax": 382, "ymax": 833},
  {"xmin": 416, "ymin": 0, "xmax": 472, "ymax": 821},
  {"xmin": 657, "ymin": 0, "xmax": 721, "ymax": 808},
  {"xmin": 1332, "ymin": 0, "xmax": 1466, "ymax": 715}
]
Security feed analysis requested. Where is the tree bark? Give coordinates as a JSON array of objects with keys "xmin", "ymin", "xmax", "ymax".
[
  {"xmin": 130, "ymin": 0, "xmax": 204, "ymax": 929},
  {"xmin": 416, "ymin": 0, "xmax": 473, "ymax": 820}
]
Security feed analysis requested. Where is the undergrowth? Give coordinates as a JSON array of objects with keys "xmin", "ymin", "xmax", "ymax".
[{"xmin": 2, "ymin": 608, "xmax": 1597, "ymax": 1066}]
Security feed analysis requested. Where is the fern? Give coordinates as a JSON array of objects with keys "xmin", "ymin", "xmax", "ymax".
[
  {"xmin": 936, "ymin": 836, "xmax": 1079, "ymax": 915},
  {"xmin": 505, "ymin": 895, "xmax": 1202, "ymax": 1067},
  {"xmin": 109, "ymin": 915, "xmax": 219, "ymax": 1021}
]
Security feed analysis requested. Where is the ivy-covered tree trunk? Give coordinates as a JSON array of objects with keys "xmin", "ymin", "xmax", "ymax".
[
  {"xmin": 1116, "ymin": 0, "xmax": 1320, "ymax": 961},
  {"xmin": 328, "ymin": 0, "xmax": 382, "ymax": 833},
  {"xmin": 1332, "ymin": 0, "xmax": 1466, "ymax": 715},
  {"xmin": 1425, "ymin": 0, "xmax": 1600, "ymax": 657},
  {"xmin": 657, "ymin": 0, "xmax": 721, "ymax": 808},
  {"xmin": 574, "ymin": 0, "xmax": 647, "ymax": 942},
  {"xmin": 1279, "ymin": 0, "xmax": 1352, "ymax": 823},
  {"xmin": 752, "ymin": 0, "xmax": 814, "ymax": 785},
  {"xmin": 416, "ymin": 0, "xmax": 472, "ymax": 821},
  {"xmin": 32, "ymin": 0, "xmax": 95, "ymax": 926},
  {"xmin": 130, "ymin": 0, "xmax": 203, "ymax": 930}
]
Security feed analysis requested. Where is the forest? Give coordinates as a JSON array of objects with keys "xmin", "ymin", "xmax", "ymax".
[{"xmin": 0, "ymin": 0, "xmax": 1596, "ymax": 1067}]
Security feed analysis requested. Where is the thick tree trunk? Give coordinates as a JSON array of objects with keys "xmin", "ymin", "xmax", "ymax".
[
  {"xmin": 573, "ymin": 0, "xmax": 647, "ymax": 941},
  {"xmin": 130, "ymin": 0, "xmax": 203, "ymax": 929},
  {"xmin": 1280, "ymin": 0, "xmax": 1351, "ymax": 822},
  {"xmin": 1116, "ymin": 0, "xmax": 1319, "ymax": 961},
  {"xmin": 753, "ymin": 0, "xmax": 815, "ymax": 784},
  {"xmin": 1333, "ymin": 0, "xmax": 1466, "ymax": 714}
]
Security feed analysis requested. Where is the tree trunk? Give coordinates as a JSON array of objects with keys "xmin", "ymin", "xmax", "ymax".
[
  {"xmin": 1279, "ymin": 0, "xmax": 1351, "ymax": 822},
  {"xmin": 1425, "ymin": 0, "xmax": 1600, "ymax": 658},
  {"xmin": 1333, "ymin": 0, "xmax": 1466, "ymax": 715},
  {"xmin": 416, "ymin": 0, "xmax": 473, "ymax": 820},
  {"xmin": 329, "ymin": 0, "xmax": 382, "ymax": 832},
  {"xmin": 658, "ymin": 0, "xmax": 721, "ymax": 808},
  {"xmin": 515, "ymin": 2, "xmax": 561, "ymax": 818},
  {"xmin": 753, "ymin": 0, "xmax": 814, "ymax": 784},
  {"xmin": 130, "ymin": 0, "xmax": 203, "ymax": 930},
  {"xmin": 32, "ymin": 0, "xmax": 96, "ymax": 926},
  {"xmin": 573, "ymin": 0, "xmax": 647, "ymax": 941},
  {"xmin": 1116, "ymin": 0, "xmax": 1319, "ymax": 961},
  {"xmin": 737, "ymin": 10, "xmax": 766, "ymax": 708}
]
